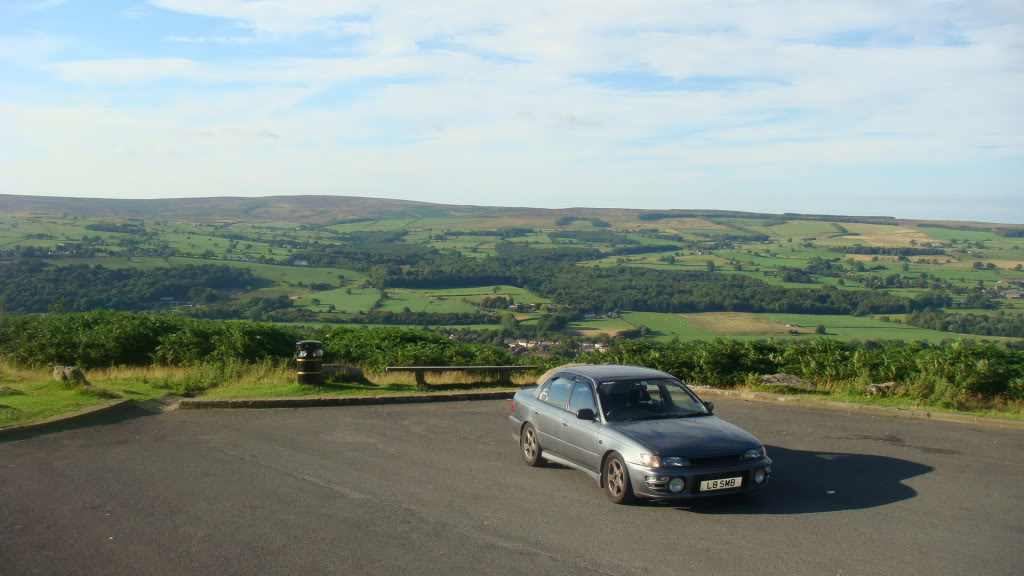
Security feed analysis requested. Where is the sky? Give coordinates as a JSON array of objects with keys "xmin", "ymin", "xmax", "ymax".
[{"xmin": 1, "ymin": 0, "xmax": 1022, "ymax": 222}]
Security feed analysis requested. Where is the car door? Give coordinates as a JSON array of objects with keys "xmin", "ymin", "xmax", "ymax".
[
  {"xmin": 559, "ymin": 378, "xmax": 604, "ymax": 473},
  {"xmin": 532, "ymin": 375, "xmax": 575, "ymax": 457}
]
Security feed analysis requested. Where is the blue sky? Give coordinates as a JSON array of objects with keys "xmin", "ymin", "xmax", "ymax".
[{"xmin": 1, "ymin": 0, "xmax": 1022, "ymax": 222}]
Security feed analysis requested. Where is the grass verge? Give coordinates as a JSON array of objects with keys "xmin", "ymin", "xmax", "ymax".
[
  {"xmin": 3, "ymin": 362, "xmax": 1020, "ymax": 427},
  {"xmin": 0, "ymin": 363, "xmax": 533, "ymax": 426}
]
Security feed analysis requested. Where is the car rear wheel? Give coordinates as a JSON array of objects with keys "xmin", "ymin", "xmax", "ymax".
[
  {"xmin": 604, "ymin": 453, "xmax": 636, "ymax": 505},
  {"xmin": 520, "ymin": 423, "xmax": 543, "ymax": 466}
]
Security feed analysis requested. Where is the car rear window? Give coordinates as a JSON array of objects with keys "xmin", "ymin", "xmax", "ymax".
[{"xmin": 539, "ymin": 376, "xmax": 574, "ymax": 409}]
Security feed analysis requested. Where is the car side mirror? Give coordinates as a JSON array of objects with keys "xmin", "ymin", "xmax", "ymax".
[
  {"xmin": 576, "ymin": 408, "xmax": 597, "ymax": 420},
  {"xmin": 703, "ymin": 401, "xmax": 715, "ymax": 414}
]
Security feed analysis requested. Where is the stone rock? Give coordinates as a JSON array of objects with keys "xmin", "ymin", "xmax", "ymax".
[
  {"xmin": 0, "ymin": 385, "xmax": 25, "ymax": 396},
  {"xmin": 322, "ymin": 364, "xmax": 365, "ymax": 381},
  {"xmin": 52, "ymin": 366, "xmax": 90, "ymax": 386},
  {"xmin": 760, "ymin": 373, "xmax": 817, "ymax": 391},
  {"xmin": 866, "ymin": 382, "xmax": 900, "ymax": 396}
]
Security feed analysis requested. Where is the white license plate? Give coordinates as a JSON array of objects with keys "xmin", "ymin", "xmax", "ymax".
[{"xmin": 700, "ymin": 477, "xmax": 742, "ymax": 491}]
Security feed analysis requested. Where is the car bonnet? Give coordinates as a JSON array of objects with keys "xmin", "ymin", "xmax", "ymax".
[{"xmin": 611, "ymin": 416, "xmax": 761, "ymax": 457}]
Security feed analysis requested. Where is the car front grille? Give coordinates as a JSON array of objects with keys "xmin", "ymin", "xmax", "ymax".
[{"xmin": 690, "ymin": 453, "xmax": 743, "ymax": 467}]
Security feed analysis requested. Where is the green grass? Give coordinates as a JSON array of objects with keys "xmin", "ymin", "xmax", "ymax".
[
  {"xmin": 570, "ymin": 317, "xmax": 635, "ymax": 335},
  {"xmin": 297, "ymin": 287, "xmax": 380, "ymax": 313},
  {"xmin": 0, "ymin": 369, "xmax": 172, "ymax": 428},
  {"xmin": 0, "ymin": 382, "xmax": 118, "ymax": 427},
  {"xmin": 621, "ymin": 312, "xmax": 715, "ymax": 341},
  {"xmin": 760, "ymin": 313, "xmax": 993, "ymax": 342},
  {"xmin": 377, "ymin": 291, "xmax": 480, "ymax": 314}
]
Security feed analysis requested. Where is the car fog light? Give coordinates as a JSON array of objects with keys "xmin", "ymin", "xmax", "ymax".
[
  {"xmin": 754, "ymin": 469, "xmax": 767, "ymax": 484},
  {"xmin": 668, "ymin": 478, "xmax": 685, "ymax": 493}
]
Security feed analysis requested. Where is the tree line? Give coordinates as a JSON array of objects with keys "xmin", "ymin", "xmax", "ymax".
[
  {"xmin": 1, "ymin": 311, "xmax": 1019, "ymax": 405},
  {"xmin": 905, "ymin": 309, "xmax": 1024, "ymax": 338},
  {"xmin": 0, "ymin": 260, "xmax": 257, "ymax": 313}
]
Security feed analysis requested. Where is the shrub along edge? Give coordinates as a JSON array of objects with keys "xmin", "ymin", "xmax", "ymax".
[{"xmin": 693, "ymin": 388, "xmax": 1024, "ymax": 430}]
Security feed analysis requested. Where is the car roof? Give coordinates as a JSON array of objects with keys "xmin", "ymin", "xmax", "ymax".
[{"xmin": 558, "ymin": 364, "xmax": 675, "ymax": 383}]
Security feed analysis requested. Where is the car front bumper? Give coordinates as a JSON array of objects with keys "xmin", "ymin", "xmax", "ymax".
[{"xmin": 626, "ymin": 457, "xmax": 772, "ymax": 499}]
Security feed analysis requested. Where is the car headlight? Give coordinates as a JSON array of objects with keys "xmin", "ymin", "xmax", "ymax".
[
  {"xmin": 639, "ymin": 454, "xmax": 690, "ymax": 467},
  {"xmin": 743, "ymin": 447, "xmax": 767, "ymax": 460},
  {"xmin": 638, "ymin": 453, "xmax": 661, "ymax": 468}
]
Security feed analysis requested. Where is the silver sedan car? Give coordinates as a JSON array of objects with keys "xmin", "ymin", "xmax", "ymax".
[{"xmin": 509, "ymin": 364, "xmax": 772, "ymax": 504}]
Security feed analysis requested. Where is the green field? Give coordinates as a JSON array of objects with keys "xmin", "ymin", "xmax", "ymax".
[
  {"xmin": 616, "ymin": 311, "xmax": 1009, "ymax": 343},
  {"xmin": 570, "ymin": 317, "xmax": 636, "ymax": 336},
  {"xmin": 621, "ymin": 312, "xmax": 715, "ymax": 341},
  {"xmin": 377, "ymin": 291, "xmax": 480, "ymax": 314},
  {"xmin": 295, "ymin": 287, "xmax": 380, "ymax": 313}
]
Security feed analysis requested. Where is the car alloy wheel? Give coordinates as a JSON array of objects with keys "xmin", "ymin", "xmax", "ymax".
[
  {"xmin": 521, "ymin": 423, "xmax": 542, "ymax": 466},
  {"xmin": 604, "ymin": 453, "xmax": 636, "ymax": 504}
]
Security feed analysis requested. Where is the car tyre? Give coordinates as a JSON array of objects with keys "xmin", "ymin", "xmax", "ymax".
[
  {"xmin": 520, "ymin": 423, "xmax": 543, "ymax": 466},
  {"xmin": 604, "ymin": 452, "xmax": 636, "ymax": 505}
]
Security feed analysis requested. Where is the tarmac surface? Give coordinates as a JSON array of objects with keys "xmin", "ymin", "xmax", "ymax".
[{"xmin": 1, "ymin": 398, "xmax": 1022, "ymax": 576}]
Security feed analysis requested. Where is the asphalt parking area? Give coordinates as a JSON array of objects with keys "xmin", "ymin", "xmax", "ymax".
[{"xmin": 1, "ymin": 399, "xmax": 1022, "ymax": 576}]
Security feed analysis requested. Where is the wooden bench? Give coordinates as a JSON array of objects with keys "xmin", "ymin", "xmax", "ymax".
[{"xmin": 385, "ymin": 366, "xmax": 538, "ymax": 390}]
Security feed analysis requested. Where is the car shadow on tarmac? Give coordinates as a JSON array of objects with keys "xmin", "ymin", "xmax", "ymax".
[{"xmin": 667, "ymin": 445, "xmax": 934, "ymax": 515}]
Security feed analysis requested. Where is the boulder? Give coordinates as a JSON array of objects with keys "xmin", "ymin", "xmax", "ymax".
[
  {"xmin": 52, "ymin": 366, "xmax": 90, "ymax": 386},
  {"xmin": 866, "ymin": 382, "xmax": 900, "ymax": 396},
  {"xmin": 322, "ymin": 364, "xmax": 365, "ymax": 381},
  {"xmin": 760, "ymin": 373, "xmax": 817, "ymax": 391}
]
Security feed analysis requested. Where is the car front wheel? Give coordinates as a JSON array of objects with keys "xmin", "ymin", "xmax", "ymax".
[
  {"xmin": 520, "ymin": 423, "xmax": 543, "ymax": 466},
  {"xmin": 604, "ymin": 453, "xmax": 636, "ymax": 505}
]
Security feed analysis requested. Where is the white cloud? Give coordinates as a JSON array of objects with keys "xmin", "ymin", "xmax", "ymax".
[
  {"xmin": 48, "ymin": 58, "xmax": 199, "ymax": 84},
  {"xmin": 0, "ymin": 34, "xmax": 64, "ymax": 64}
]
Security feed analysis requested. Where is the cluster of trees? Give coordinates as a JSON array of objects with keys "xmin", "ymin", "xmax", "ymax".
[
  {"xmin": 994, "ymin": 229, "xmax": 1024, "ymax": 238},
  {"xmin": 548, "ymin": 230, "xmax": 637, "ymax": 245},
  {"xmin": 289, "ymin": 242, "xmax": 439, "ymax": 271},
  {"xmin": 176, "ymin": 295, "xmax": 295, "ymax": 321},
  {"xmin": 905, "ymin": 310, "xmax": 1024, "ymax": 338},
  {"xmin": 442, "ymin": 227, "xmax": 533, "ymax": 239},
  {"xmin": 84, "ymin": 222, "xmax": 146, "ymax": 234},
  {"xmin": 555, "ymin": 216, "xmax": 610, "ymax": 227},
  {"xmin": 347, "ymin": 310, "xmax": 501, "ymax": 326},
  {"xmin": 479, "ymin": 296, "xmax": 513, "ymax": 309},
  {"xmin": 0, "ymin": 260, "xmax": 257, "ymax": 313},
  {"xmin": 609, "ymin": 244, "xmax": 681, "ymax": 255},
  {"xmin": 776, "ymin": 267, "xmax": 815, "ymax": 283}
]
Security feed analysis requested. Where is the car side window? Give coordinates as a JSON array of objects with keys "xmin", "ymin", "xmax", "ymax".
[
  {"xmin": 540, "ymin": 376, "xmax": 574, "ymax": 409},
  {"xmin": 567, "ymin": 381, "xmax": 597, "ymax": 414}
]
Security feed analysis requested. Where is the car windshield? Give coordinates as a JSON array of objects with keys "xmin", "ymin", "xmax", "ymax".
[{"xmin": 597, "ymin": 379, "xmax": 709, "ymax": 422}]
